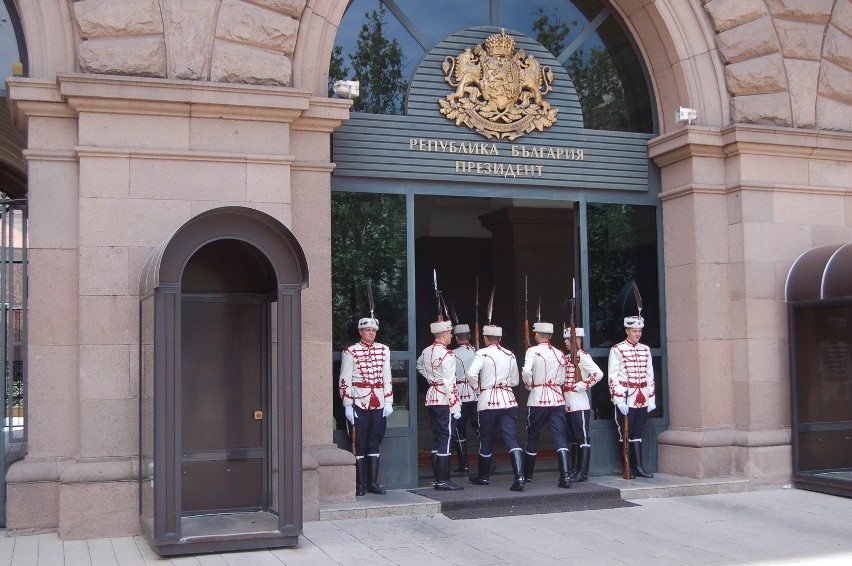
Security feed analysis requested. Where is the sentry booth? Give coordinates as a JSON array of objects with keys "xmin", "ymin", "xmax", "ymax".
[
  {"xmin": 138, "ymin": 207, "xmax": 308, "ymax": 554},
  {"xmin": 785, "ymin": 243, "xmax": 852, "ymax": 498}
]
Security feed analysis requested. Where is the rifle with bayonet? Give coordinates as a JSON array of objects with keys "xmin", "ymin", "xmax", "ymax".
[
  {"xmin": 474, "ymin": 276, "xmax": 481, "ymax": 349},
  {"xmin": 433, "ymin": 269, "xmax": 445, "ymax": 321},
  {"xmin": 523, "ymin": 275, "xmax": 531, "ymax": 349},
  {"xmin": 570, "ymin": 277, "xmax": 581, "ymax": 382}
]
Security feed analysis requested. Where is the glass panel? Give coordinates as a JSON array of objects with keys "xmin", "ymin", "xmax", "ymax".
[
  {"xmin": 331, "ymin": 192, "xmax": 408, "ymax": 351},
  {"xmin": 395, "ymin": 0, "xmax": 490, "ymax": 46},
  {"xmin": 587, "ymin": 203, "xmax": 660, "ymax": 349},
  {"xmin": 387, "ymin": 358, "xmax": 410, "ymax": 428},
  {"xmin": 0, "ymin": 1, "xmax": 25, "ymax": 91},
  {"xmin": 794, "ymin": 306, "xmax": 852, "ymax": 474},
  {"xmin": 502, "ymin": 0, "xmax": 600, "ymax": 57},
  {"xmin": 332, "ymin": 0, "xmax": 419, "ymax": 114},
  {"xmin": 139, "ymin": 296, "xmax": 155, "ymax": 527}
]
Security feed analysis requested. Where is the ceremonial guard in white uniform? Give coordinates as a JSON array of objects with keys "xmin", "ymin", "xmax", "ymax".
[
  {"xmin": 522, "ymin": 321, "xmax": 572, "ymax": 488},
  {"xmin": 451, "ymin": 323, "xmax": 479, "ymax": 473},
  {"xmin": 563, "ymin": 327, "xmax": 604, "ymax": 482},
  {"xmin": 608, "ymin": 315, "xmax": 655, "ymax": 479},
  {"xmin": 417, "ymin": 319, "xmax": 464, "ymax": 491},
  {"xmin": 339, "ymin": 317, "xmax": 394, "ymax": 495},
  {"xmin": 467, "ymin": 324, "xmax": 526, "ymax": 491}
]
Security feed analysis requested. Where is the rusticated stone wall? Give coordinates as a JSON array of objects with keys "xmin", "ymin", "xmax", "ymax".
[
  {"xmin": 704, "ymin": 0, "xmax": 852, "ymax": 131},
  {"xmin": 73, "ymin": 0, "xmax": 307, "ymax": 85}
]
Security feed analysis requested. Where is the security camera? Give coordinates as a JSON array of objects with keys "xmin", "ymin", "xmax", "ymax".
[
  {"xmin": 674, "ymin": 106, "xmax": 697, "ymax": 125},
  {"xmin": 333, "ymin": 80, "xmax": 360, "ymax": 99}
]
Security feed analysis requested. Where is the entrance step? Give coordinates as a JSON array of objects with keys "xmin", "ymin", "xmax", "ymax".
[{"xmin": 318, "ymin": 473, "xmax": 752, "ymax": 521}]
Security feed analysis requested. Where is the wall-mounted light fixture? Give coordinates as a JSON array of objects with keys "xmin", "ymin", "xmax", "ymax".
[
  {"xmin": 333, "ymin": 80, "xmax": 360, "ymax": 99},
  {"xmin": 675, "ymin": 106, "xmax": 697, "ymax": 125}
]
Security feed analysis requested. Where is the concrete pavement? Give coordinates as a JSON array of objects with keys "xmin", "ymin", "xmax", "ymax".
[{"xmin": 1, "ymin": 486, "xmax": 851, "ymax": 565}]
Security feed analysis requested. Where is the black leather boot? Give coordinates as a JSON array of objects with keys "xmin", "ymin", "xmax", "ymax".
[
  {"xmin": 366, "ymin": 455, "xmax": 387, "ymax": 494},
  {"xmin": 523, "ymin": 451, "xmax": 536, "ymax": 483},
  {"xmin": 509, "ymin": 450, "xmax": 525, "ymax": 492},
  {"xmin": 355, "ymin": 457, "xmax": 366, "ymax": 497},
  {"xmin": 556, "ymin": 449, "xmax": 572, "ymax": 488},
  {"xmin": 435, "ymin": 455, "xmax": 464, "ymax": 491},
  {"xmin": 454, "ymin": 439, "xmax": 469, "ymax": 473},
  {"xmin": 573, "ymin": 445, "xmax": 590, "ymax": 482},
  {"xmin": 568, "ymin": 443, "xmax": 579, "ymax": 479},
  {"xmin": 630, "ymin": 441, "xmax": 654, "ymax": 478},
  {"xmin": 430, "ymin": 451, "xmax": 438, "ymax": 486},
  {"xmin": 469, "ymin": 454, "xmax": 491, "ymax": 485}
]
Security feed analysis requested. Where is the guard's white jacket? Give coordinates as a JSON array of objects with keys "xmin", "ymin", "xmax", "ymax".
[
  {"xmin": 339, "ymin": 340, "xmax": 393, "ymax": 410},
  {"xmin": 417, "ymin": 341, "xmax": 461, "ymax": 414},
  {"xmin": 564, "ymin": 350, "xmax": 604, "ymax": 412},
  {"xmin": 521, "ymin": 341, "xmax": 566, "ymax": 407},
  {"xmin": 467, "ymin": 343, "xmax": 519, "ymax": 411},
  {"xmin": 452, "ymin": 342, "xmax": 477, "ymax": 402},
  {"xmin": 608, "ymin": 339, "xmax": 655, "ymax": 411}
]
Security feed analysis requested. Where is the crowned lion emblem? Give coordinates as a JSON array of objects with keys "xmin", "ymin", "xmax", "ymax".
[{"xmin": 439, "ymin": 29, "xmax": 557, "ymax": 140}]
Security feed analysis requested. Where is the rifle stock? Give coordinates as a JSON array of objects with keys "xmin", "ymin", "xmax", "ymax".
[{"xmin": 523, "ymin": 319, "xmax": 530, "ymax": 348}]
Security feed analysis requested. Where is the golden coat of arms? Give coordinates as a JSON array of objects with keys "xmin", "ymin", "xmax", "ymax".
[{"xmin": 439, "ymin": 29, "xmax": 557, "ymax": 140}]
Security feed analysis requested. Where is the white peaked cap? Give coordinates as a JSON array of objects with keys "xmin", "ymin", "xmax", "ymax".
[
  {"xmin": 358, "ymin": 317, "xmax": 379, "ymax": 330},
  {"xmin": 430, "ymin": 320, "xmax": 453, "ymax": 333},
  {"xmin": 532, "ymin": 322, "xmax": 553, "ymax": 334},
  {"xmin": 483, "ymin": 324, "xmax": 502, "ymax": 337},
  {"xmin": 563, "ymin": 327, "xmax": 585, "ymax": 338},
  {"xmin": 624, "ymin": 316, "xmax": 644, "ymax": 329},
  {"xmin": 453, "ymin": 324, "xmax": 470, "ymax": 334}
]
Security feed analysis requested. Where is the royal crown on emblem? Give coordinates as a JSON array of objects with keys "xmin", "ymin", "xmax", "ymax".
[{"xmin": 485, "ymin": 29, "xmax": 515, "ymax": 57}]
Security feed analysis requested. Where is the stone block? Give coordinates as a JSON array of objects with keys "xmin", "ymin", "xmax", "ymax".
[
  {"xmin": 823, "ymin": 26, "xmax": 852, "ymax": 72},
  {"xmin": 695, "ymin": 263, "xmax": 731, "ymax": 340},
  {"xmin": 743, "ymin": 260, "xmax": 778, "ymax": 300},
  {"xmin": 252, "ymin": 0, "xmax": 308, "ymax": 19},
  {"xmin": 704, "ymin": 0, "xmax": 766, "ymax": 32},
  {"xmin": 783, "ymin": 59, "xmax": 819, "ymax": 128},
  {"xmin": 26, "ymin": 345, "xmax": 79, "ymax": 458},
  {"xmin": 78, "ymin": 196, "xmax": 192, "ymax": 248},
  {"xmin": 765, "ymin": 0, "xmax": 834, "ymax": 24},
  {"xmin": 809, "ymin": 151, "xmax": 852, "ymax": 188},
  {"xmin": 818, "ymin": 60, "xmax": 852, "ymax": 106},
  {"xmin": 664, "ymin": 263, "xmax": 698, "ymax": 341},
  {"xmin": 59, "ymin": 481, "xmax": 140, "ymax": 539},
  {"xmin": 816, "ymin": 94, "xmax": 852, "ymax": 131},
  {"xmin": 80, "ymin": 344, "xmax": 132, "ymax": 401},
  {"xmin": 189, "ymin": 117, "xmax": 289, "ymax": 154},
  {"xmin": 247, "ymin": 162, "xmax": 292, "ymax": 204},
  {"xmin": 80, "ymin": 36, "xmax": 167, "ymax": 78},
  {"xmin": 773, "ymin": 190, "xmax": 845, "ymax": 226},
  {"xmin": 5, "ymin": 480, "xmax": 60, "ymax": 533},
  {"xmin": 130, "ymin": 157, "xmax": 246, "ymax": 201},
  {"xmin": 662, "ymin": 195, "xmax": 696, "ymax": 267},
  {"xmin": 743, "ymin": 223, "xmax": 811, "ymax": 261},
  {"xmin": 664, "ymin": 339, "xmax": 700, "ymax": 427},
  {"xmin": 79, "ymin": 295, "xmax": 138, "ymax": 346},
  {"xmin": 834, "ymin": 0, "xmax": 852, "ymax": 37},
  {"xmin": 732, "ymin": 92, "xmax": 792, "ymax": 126},
  {"xmin": 715, "ymin": 17, "xmax": 778, "ymax": 64},
  {"xmin": 74, "ymin": 0, "xmax": 163, "ymax": 37},
  {"xmin": 698, "ymin": 340, "xmax": 735, "ymax": 427},
  {"xmin": 78, "ymin": 113, "xmax": 190, "ymax": 150},
  {"xmin": 79, "ymin": 246, "xmax": 130, "ymax": 296},
  {"xmin": 744, "ymin": 298, "xmax": 788, "ymax": 339},
  {"xmin": 694, "ymin": 193, "xmax": 729, "ymax": 264},
  {"xmin": 734, "ymin": 444, "xmax": 792, "ymax": 485},
  {"xmin": 216, "ymin": 0, "xmax": 299, "ymax": 54},
  {"xmin": 28, "ymin": 248, "xmax": 78, "ymax": 347},
  {"xmin": 774, "ymin": 20, "xmax": 824, "ymax": 61},
  {"xmin": 79, "ymin": 399, "xmax": 139, "ymax": 458},
  {"xmin": 312, "ymin": 444, "xmax": 355, "ymax": 505},
  {"xmin": 28, "ymin": 116, "xmax": 77, "ymax": 151},
  {"xmin": 725, "ymin": 54, "xmax": 787, "ymax": 96},
  {"xmin": 162, "ymin": 0, "xmax": 218, "ymax": 80},
  {"xmin": 210, "ymin": 41, "xmax": 293, "ymax": 86},
  {"xmin": 658, "ymin": 443, "xmax": 735, "ymax": 478},
  {"xmin": 27, "ymin": 160, "xmax": 79, "ymax": 249},
  {"xmin": 728, "ymin": 223, "xmax": 744, "ymax": 264},
  {"xmin": 729, "ymin": 260, "xmax": 745, "ymax": 302},
  {"xmin": 745, "ymin": 338, "xmax": 788, "ymax": 389},
  {"xmin": 79, "ymin": 156, "xmax": 131, "ymax": 199},
  {"xmin": 302, "ymin": 339, "xmax": 334, "ymax": 446}
]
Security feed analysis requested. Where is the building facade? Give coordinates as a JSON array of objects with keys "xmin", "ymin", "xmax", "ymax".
[{"xmin": 1, "ymin": 0, "xmax": 851, "ymax": 542}]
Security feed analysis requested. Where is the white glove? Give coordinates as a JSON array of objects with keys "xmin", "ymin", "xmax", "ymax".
[
  {"xmin": 344, "ymin": 405, "xmax": 355, "ymax": 425},
  {"xmin": 617, "ymin": 402, "xmax": 629, "ymax": 416},
  {"xmin": 452, "ymin": 411, "xmax": 461, "ymax": 420},
  {"xmin": 383, "ymin": 404, "xmax": 394, "ymax": 418},
  {"xmin": 574, "ymin": 381, "xmax": 587, "ymax": 391}
]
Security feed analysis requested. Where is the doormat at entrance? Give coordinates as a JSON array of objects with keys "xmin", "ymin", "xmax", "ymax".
[{"xmin": 411, "ymin": 476, "xmax": 637, "ymax": 520}]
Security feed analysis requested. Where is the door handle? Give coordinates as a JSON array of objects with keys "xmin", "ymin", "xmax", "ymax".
[{"xmin": 254, "ymin": 410, "xmax": 263, "ymax": 420}]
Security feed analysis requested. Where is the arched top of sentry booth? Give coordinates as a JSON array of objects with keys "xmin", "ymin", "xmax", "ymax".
[
  {"xmin": 785, "ymin": 243, "xmax": 852, "ymax": 304},
  {"xmin": 139, "ymin": 206, "xmax": 309, "ymax": 294}
]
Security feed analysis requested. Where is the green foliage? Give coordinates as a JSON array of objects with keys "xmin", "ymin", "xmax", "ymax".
[
  {"xmin": 567, "ymin": 47, "xmax": 629, "ymax": 131},
  {"xmin": 532, "ymin": 7, "xmax": 575, "ymax": 57},
  {"xmin": 327, "ymin": 44, "xmax": 349, "ymax": 97},
  {"xmin": 348, "ymin": 2, "xmax": 408, "ymax": 115},
  {"xmin": 331, "ymin": 193, "xmax": 408, "ymax": 350}
]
